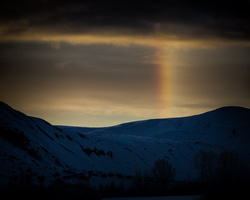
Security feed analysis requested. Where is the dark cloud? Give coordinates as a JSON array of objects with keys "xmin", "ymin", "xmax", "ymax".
[{"xmin": 1, "ymin": 0, "xmax": 250, "ymax": 40}]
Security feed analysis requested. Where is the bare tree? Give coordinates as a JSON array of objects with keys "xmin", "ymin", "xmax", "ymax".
[
  {"xmin": 151, "ymin": 159, "xmax": 176, "ymax": 186},
  {"xmin": 217, "ymin": 151, "xmax": 249, "ymax": 182},
  {"xmin": 194, "ymin": 150, "xmax": 250, "ymax": 199},
  {"xmin": 193, "ymin": 150, "xmax": 217, "ymax": 183}
]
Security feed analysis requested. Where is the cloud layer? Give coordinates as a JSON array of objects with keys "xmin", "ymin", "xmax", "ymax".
[{"xmin": 1, "ymin": 0, "xmax": 250, "ymax": 41}]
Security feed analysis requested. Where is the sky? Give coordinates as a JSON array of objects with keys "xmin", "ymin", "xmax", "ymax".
[{"xmin": 0, "ymin": 0, "xmax": 250, "ymax": 127}]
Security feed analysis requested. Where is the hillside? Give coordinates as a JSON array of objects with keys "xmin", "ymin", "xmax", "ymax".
[{"xmin": 0, "ymin": 101, "xmax": 250, "ymax": 190}]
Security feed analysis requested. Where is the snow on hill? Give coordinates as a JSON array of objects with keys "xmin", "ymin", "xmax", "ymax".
[{"xmin": 0, "ymin": 101, "xmax": 250, "ymax": 188}]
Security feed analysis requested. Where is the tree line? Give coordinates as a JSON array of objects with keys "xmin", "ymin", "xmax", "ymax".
[
  {"xmin": 1, "ymin": 150, "xmax": 249, "ymax": 199},
  {"xmin": 194, "ymin": 150, "xmax": 250, "ymax": 199}
]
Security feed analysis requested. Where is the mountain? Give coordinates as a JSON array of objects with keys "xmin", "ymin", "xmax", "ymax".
[{"xmin": 0, "ymin": 101, "xmax": 250, "ymax": 190}]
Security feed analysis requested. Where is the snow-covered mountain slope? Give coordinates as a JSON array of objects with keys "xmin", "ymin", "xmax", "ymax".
[{"xmin": 0, "ymin": 102, "xmax": 250, "ymax": 188}]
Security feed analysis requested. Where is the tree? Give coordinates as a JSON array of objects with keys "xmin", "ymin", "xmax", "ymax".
[
  {"xmin": 216, "ymin": 151, "xmax": 249, "ymax": 182},
  {"xmin": 193, "ymin": 150, "xmax": 217, "ymax": 183},
  {"xmin": 194, "ymin": 150, "xmax": 250, "ymax": 199},
  {"xmin": 151, "ymin": 159, "xmax": 176, "ymax": 189}
]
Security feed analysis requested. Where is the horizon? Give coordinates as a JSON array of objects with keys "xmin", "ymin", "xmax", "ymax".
[
  {"xmin": 1, "ymin": 100, "xmax": 249, "ymax": 128},
  {"xmin": 1, "ymin": 1, "xmax": 250, "ymax": 127}
]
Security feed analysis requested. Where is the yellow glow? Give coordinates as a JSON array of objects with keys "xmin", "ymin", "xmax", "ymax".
[
  {"xmin": 145, "ymin": 48, "xmax": 170, "ymax": 118},
  {"xmin": 2, "ymin": 27, "xmax": 250, "ymax": 49},
  {"xmin": 2, "ymin": 28, "xmax": 250, "ymax": 125}
]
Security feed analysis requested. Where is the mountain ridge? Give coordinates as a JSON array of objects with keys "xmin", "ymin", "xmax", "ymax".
[{"xmin": 0, "ymin": 101, "xmax": 250, "ymax": 189}]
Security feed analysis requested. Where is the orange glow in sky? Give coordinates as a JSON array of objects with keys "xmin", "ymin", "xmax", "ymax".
[{"xmin": 1, "ymin": 1, "xmax": 250, "ymax": 126}]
